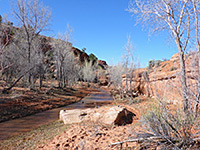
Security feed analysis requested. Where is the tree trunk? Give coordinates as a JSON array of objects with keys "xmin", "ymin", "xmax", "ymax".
[
  {"xmin": 28, "ymin": 37, "xmax": 32, "ymax": 85},
  {"xmin": 192, "ymin": 0, "xmax": 200, "ymax": 115},
  {"xmin": 39, "ymin": 74, "xmax": 43, "ymax": 89},
  {"xmin": 2, "ymin": 66, "xmax": 34, "ymax": 93},
  {"xmin": 195, "ymin": 51, "xmax": 200, "ymax": 115},
  {"xmin": 178, "ymin": 47, "xmax": 188, "ymax": 112},
  {"xmin": 125, "ymin": 74, "xmax": 128, "ymax": 92},
  {"xmin": 173, "ymin": 31, "xmax": 188, "ymax": 112}
]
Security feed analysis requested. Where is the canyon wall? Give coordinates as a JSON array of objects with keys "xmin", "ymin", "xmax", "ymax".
[{"xmin": 122, "ymin": 53, "xmax": 198, "ymax": 103}]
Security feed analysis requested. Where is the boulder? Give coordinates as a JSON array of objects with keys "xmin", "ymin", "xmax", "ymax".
[
  {"xmin": 59, "ymin": 109, "xmax": 83, "ymax": 124},
  {"xmin": 59, "ymin": 106, "xmax": 136, "ymax": 126}
]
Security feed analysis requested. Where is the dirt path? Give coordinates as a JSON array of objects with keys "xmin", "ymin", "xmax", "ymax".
[{"xmin": 0, "ymin": 90, "xmax": 113, "ymax": 140}]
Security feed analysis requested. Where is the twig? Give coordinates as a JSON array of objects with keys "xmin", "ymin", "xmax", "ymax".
[
  {"xmin": 107, "ymin": 136, "xmax": 162, "ymax": 147},
  {"xmin": 193, "ymin": 137, "xmax": 200, "ymax": 141}
]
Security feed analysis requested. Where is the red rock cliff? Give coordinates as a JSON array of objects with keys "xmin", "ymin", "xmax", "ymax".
[{"xmin": 122, "ymin": 53, "xmax": 198, "ymax": 103}]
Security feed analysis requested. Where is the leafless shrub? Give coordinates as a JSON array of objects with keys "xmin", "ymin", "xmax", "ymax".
[
  {"xmin": 107, "ymin": 63, "xmax": 127, "ymax": 100},
  {"xmin": 107, "ymin": 63, "xmax": 125, "ymax": 89},
  {"xmin": 139, "ymin": 102, "xmax": 199, "ymax": 149},
  {"xmin": 81, "ymin": 60, "xmax": 97, "ymax": 84}
]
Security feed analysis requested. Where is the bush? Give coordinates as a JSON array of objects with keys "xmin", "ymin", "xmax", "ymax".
[
  {"xmin": 155, "ymin": 60, "xmax": 161, "ymax": 67},
  {"xmin": 148, "ymin": 60, "xmax": 161, "ymax": 70},
  {"xmin": 89, "ymin": 53, "xmax": 98, "ymax": 65},
  {"xmin": 137, "ymin": 102, "xmax": 200, "ymax": 149},
  {"xmin": 170, "ymin": 67, "xmax": 178, "ymax": 71},
  {"xmin": 148, "ymin": 60, "xmax": 154, "ymax": 70},
  {"xmin": 81, "ymin": 60, "xmax": 97, "ymax": 83},
  {"xmin": 7, "ymin": 21, "xmax": 13, "ymax": 26},
  {"xmin": 0, "ymin": 15, "xmax": 2, "ymax": 24}
]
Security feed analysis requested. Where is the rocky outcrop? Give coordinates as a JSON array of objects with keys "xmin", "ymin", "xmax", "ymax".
[
  {"xmin": 122, "ymin": 53, "xmax": 198, "ymax": 103},
  {"xmin": 72, "ymin": 47, "xmax": 89, "ymax": 63},
  {"xmin": 59, "ymin": 106, "xmax": 136, "ymax": 126},
  {"xmin": 98, "ymin": 60, "xmax": 108, "ymax": 70}
]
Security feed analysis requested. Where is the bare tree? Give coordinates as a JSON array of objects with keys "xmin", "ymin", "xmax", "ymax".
[
  {"xmin": 12, "ymin": 0, "xmax": 51, "ymax": 84},
  {"xmin": 0, "ymin": 21, "xmax": 13, "ymax": 78},
  {"xmin": 107, "ymin": 63, "xmax": 125, "ymax": 88},
  {"xmin": 2, "ymin": 29, "xmax": 46, "ymax": 91},
  {"xmin": 52, "ymin": 26, "xmax": 79, "ymax": 88},
  {"xmin": 122, "ymin": 35, "xmax": 136, "ymax": 93},
  {"xmin": 128, "ymin": 0, "xmax": 192, "ymax": 113},
  {"xmin": 192, "ymin": 0, "xmax": 200, "ymax": 115},
  {"xmin": 107, "ymin": 36, "xmax": 138, "ymax": 99},
  {"xmin": 126, "ymin": 0, "xmax": 200, "ymax": 148},
  {"xmin": 1, "ymin": 0, "xmax": 51, "ymax": 93}
]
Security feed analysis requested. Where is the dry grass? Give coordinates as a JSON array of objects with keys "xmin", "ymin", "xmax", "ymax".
[
  {"xmin": 111, "ymin": 93, "xmax": 200, "ymax": 149},
  {"xmin": 0, "ymin": 120, "xmax": 69, "ymax": 150}
]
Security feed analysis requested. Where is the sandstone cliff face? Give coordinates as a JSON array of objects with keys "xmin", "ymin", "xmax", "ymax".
[{"xmin": 122, "ymin": 53, "xmax": 198, "ymax": 103}]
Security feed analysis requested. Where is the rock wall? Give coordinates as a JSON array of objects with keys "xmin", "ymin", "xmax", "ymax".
[{"xmin": 122, "ymin": 53, "xmax": 198, "ymax": 103}]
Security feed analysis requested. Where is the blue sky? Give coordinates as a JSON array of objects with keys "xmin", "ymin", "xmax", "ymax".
[{"xmin": 0, "ymin": 0, "xmax": 177, "ymax": 67}]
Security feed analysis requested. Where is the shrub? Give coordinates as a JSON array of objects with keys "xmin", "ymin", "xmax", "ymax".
[
  {"xmin": 137, "ymin": 102, "xmax": 200, "ymax": 149},
  {"xmin": 148, "ymin": 60, "xmax": 161, "ymax": 70},
  {"xmin": 170, "ymin": 67, "xmax": 178, "ymax": 71},
  {"xmin": 0, "ymin": 15, "xmax": 2, "ymax": 24},
  {"xmin": 81, "ymin": 60, "xmax": 97, "ymax": 83},
  {"xmin": 7, "ymin": 21, "xmax": 13, "ymax": 26},
  {"xmin": 148, "ymin": 60, "xmax": 154, "ymax": 70},
  {"xmin": 89, "ymin": 53, "xmax": 98, "ymax": 65},
  {"xmin": 155, "ymin": 60, "xmax": 161, "ymax": 67}
]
